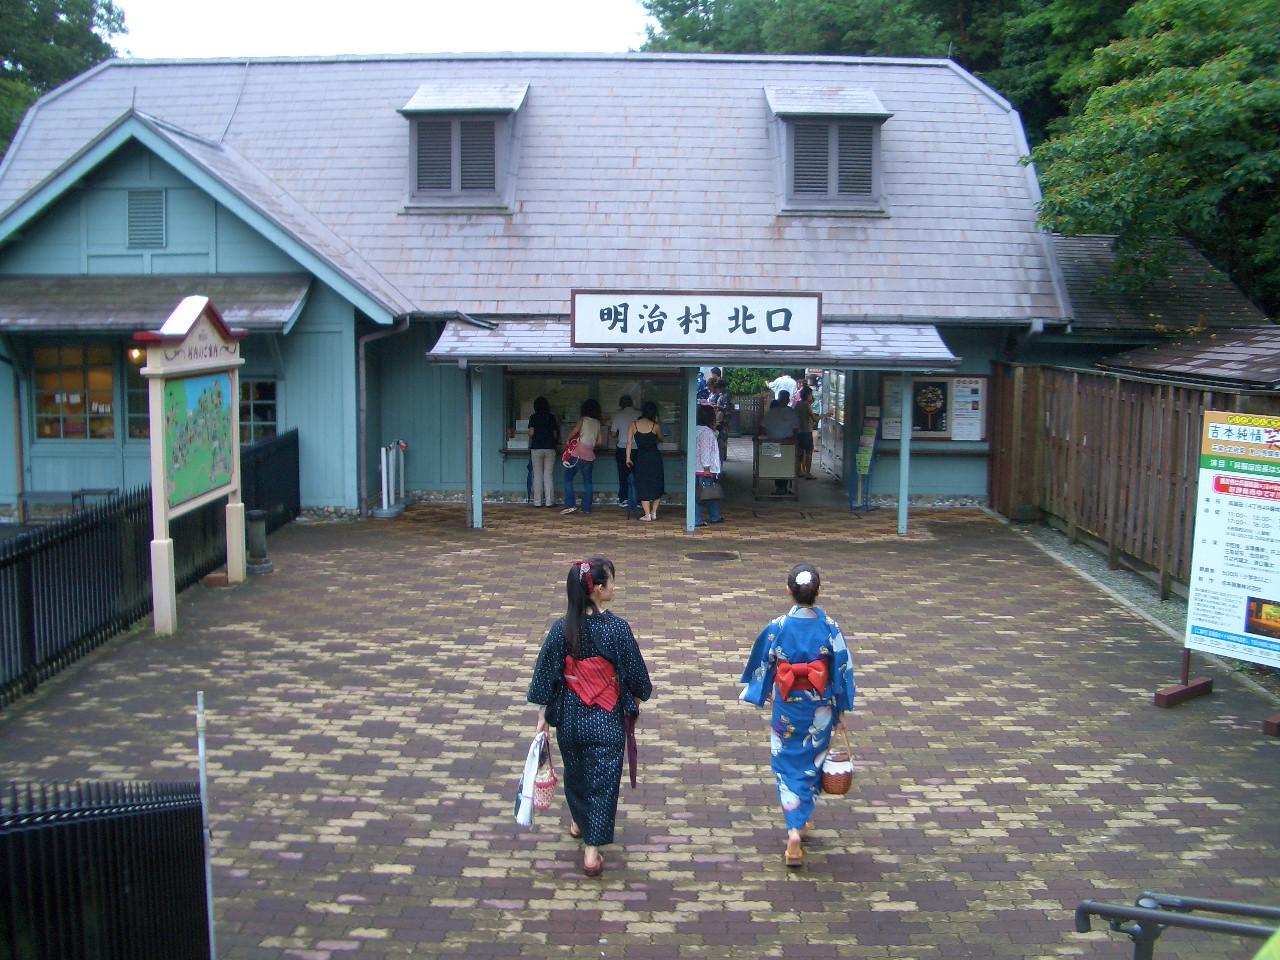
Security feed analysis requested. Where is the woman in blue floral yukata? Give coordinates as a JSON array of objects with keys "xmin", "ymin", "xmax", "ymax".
[{"xmin": 740, "ymin": 563, "xmax": 856, "ymax": 867}]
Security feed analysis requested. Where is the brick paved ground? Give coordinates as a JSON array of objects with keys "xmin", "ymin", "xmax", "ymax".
[{"xmin": 1, "ymin": 505, "xmax": 1277, "ymax": 959}]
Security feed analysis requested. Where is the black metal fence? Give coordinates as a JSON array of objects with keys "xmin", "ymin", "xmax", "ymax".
[
  {"xmin": 0, "ymin": 430, "xmax": 301, "ymax": 709},
  {"xmin": 1, "ymin": 780, "xmax": 211, "ymax": 960},
  {"xmin": 0, "ymin": 493, "xmax": 226, "ymax": 709},
  {"xmin": 242, "ymin": 429, "xmax": 301, "ymax": 533}
]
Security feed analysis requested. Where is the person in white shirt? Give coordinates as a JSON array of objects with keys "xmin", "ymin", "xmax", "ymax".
[
  {"xmin": 609, "ymin": 396, "xmax": 642, "ymax": 509},
  {"xmin": 767, "ymin": 372, "xmax": 798, "ymax": 401},
  {"xmin": 694, "ymin": 405, "xmax": 724, "ymax": 526}
]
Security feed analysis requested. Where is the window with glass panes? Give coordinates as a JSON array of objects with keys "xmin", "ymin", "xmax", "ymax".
[
  {"xmin": 125, "ymin": 348, "xmax": 150, "ymax": 438},
  {"xmin": 33, "ymin": 344, "xmax": 115, "ymax": 439},
  {"xmin": 239, "ymin": 379, "xmax": 277, "ymax": 442}
]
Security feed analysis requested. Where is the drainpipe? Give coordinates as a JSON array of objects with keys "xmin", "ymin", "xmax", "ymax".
[
  {"xmin": 0, "ymin": 351, "xmax": 22, "ymax": 512},
  {"xmin": 357, "ymin": 315, "xmax": 412, "ymax": 518}
]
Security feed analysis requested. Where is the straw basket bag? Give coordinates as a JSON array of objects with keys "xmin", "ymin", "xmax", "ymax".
[
  {"xmin": 533, "ymin": 754, "xmax": 559, "ymax": 811},
  {"xmin": 821, "ymin": 726, "xmax": 855, "ymax": 795}
]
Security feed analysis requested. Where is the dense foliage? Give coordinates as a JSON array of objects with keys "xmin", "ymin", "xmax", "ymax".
[
  {"xmin": 0, "ymin": 0, "xmax": 125, "ymax": 155},
  {"xmin": 1032, "ymin": 0, "xmax": 1280, "ymax": 314}
]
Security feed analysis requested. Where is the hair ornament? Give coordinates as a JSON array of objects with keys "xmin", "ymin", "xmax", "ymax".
[
  {"xmin": 578, "ymin": 560, "xmax": 595, "ymax": 593},
  {"xmin": 794, "ymin": 570, "xmax": 814, "ymax": 586}
]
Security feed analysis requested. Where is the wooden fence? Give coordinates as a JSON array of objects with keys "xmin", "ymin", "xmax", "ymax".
[{"xmin": 989, "ymin": 364, "xmax": 1270, "ymax": 598}]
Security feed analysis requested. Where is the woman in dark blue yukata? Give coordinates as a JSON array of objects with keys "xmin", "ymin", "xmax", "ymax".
[
  {"xmin": 529, "ymin": 557, "xmax": 652, "ymax": 876},
  {"xmin": 740, "ymin": 563, "xmax": 856, "ymax": 867}
]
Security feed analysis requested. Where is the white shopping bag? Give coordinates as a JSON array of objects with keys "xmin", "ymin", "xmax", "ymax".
[{"xmin": 513, "ymin": 731, "xmax": 547, "ymax": 827}]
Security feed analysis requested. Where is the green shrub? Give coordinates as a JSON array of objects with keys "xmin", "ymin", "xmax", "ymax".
[{"xmin": 723, "ymin": 368, "xmax": 778, "ymax": 396}]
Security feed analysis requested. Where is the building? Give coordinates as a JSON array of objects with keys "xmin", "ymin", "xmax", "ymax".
[{"xmin": 0, "ymin": 53, "xmax": 1264, "ymax": 524}]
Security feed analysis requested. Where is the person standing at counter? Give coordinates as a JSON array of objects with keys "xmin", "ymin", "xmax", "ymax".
[
  {"xmin": 626, "ymin": 401, "xmax": 665, "ymax": 522},
  {"xmin": 562, "ymin": 399, "xmax": 602, "ymax": 515},
  {"xmin": 610, "ymin": 395, "xmax": 642, "ymax": 510},
  {"xmin": 527, "ymin": 396, "xmax": 560, "ymax": 508},
  {"xmin": 760, "ymin": 391, "xmax": 800, "ymax": 496}
]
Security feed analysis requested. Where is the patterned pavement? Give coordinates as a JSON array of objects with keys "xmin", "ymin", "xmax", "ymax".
[{"xmin": 1, "ymin": 505, "xmax": 1278, "ymax": 959}]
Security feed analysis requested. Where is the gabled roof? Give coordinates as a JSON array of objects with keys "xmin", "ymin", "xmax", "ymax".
[
  {"xmin": 0, "ymin": 111, "xmax": 415, "ymax": 323},
  {"xmin": 1097, "ymin": 326, "xmax": 1280, "ymax": 391},
  {"xmin": 0, "ymin": 54, "xmax": 1064, "ymax": 324},
  {"xmin": 1053, "ymin": 235, "xmax": 1268, "ymax": 335}
]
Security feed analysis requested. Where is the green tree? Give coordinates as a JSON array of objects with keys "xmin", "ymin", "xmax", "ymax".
[
  {"xmin": 643, "ymin": 0, "xmax": 946, "ymax": 57},
  {"xmin": 0, "ymin": 0, "xmax": 126, "ymax": 155},
  {"xmin": 984, "ymin": 0, "xmax": 1135, "ymax": 144},
  {"xmin": 1031, "ymin": 0, "xmax": 1280, "ymax": 314}
]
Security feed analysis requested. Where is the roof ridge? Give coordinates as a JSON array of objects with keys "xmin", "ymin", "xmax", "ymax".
[{"xmin": 104, "ymin": 51, "xmax": 958, "ymax": 68}]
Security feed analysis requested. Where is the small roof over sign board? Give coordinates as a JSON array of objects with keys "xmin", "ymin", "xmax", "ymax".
[
  {"xmin": 427, "ymin": 316, "xmax": 958, "ymax": 370},
  {"xmin": 134, "ymin": 296, "xmax": 248, "ymax": 344}
]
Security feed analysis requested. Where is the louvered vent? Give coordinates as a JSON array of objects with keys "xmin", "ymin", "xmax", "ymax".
[
  {"xmin": 792, "ymin": 123, "xmax": 829, "ymax": 195},
  {"xmin": 127, "ymin": 190, "xmax": 165, "ymax": 248},
  {"xmin": 837, "ymin": 123, "xmax": 874, "ymax": 195},
  {"xmin": 416, "ymin": 120, "xmax": 452, "ymax": 190},
  {"xmin": 459, "ymin": 120, "xmax": 496, "ymax": 191}
]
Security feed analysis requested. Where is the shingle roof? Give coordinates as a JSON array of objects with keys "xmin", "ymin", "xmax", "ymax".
[
  {"xmin": 1096, "ymin": 326, "xmax": 1280, "ymax": 390},
  {"xmin": 1053, "ymin": 235, "xmax": 1268, "ymax": 334},
  {"xmin": 0, "ymin": 53, "xmax": 1064, "ymax": 322},
  {"xmin": 428, "ymin": 316, "xmax": 959, "ymax": 369},
  {"xmin": 0, "ymin": 274, "xmax": 311, "ymax": 331}
]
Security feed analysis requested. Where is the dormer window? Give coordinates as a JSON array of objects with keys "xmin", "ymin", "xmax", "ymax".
[
  {"xmin": 765, "ymin": 85, "xmax": 892, "ymax": 216},
  {"xmin": 400, "ymin": 82, "xmax": 528, "ymax": 212}
]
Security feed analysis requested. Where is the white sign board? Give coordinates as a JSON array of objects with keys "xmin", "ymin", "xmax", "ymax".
[
  {"xmin": 950, "ymin": 377, "xmax": 986, "ymax": 441},
  {"xmin": 572, "ymin": 290, "xmax": 821, "ymax": 349},
  {"xmin": 1185, "ymin": 411, "xmax": 1280, "ymax": 669}
]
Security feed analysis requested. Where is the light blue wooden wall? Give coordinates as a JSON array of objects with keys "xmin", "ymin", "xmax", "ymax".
[
  {"xmin": 373, "ymin": 324, "xmax": 466, "ymax": 491},
  {"xmin": 868, "ymin": 327, "xmax": 1001, "ymax": 499},
  {"xmin": 280, "ymin": 285, "xmax": 358, "ymax": 508}
]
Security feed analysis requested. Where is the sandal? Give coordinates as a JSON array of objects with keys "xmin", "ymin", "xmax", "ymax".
[
  {"xmin": 583, "ymin": 852, "xmax": 604, "ymax": 877},
  {"xmin": 784, "ymin": 842, "xmax": 803, "ymax": 868},
  {"xmin": 568, "ymin": 823, "xmax": 582, "ymax": 839}
]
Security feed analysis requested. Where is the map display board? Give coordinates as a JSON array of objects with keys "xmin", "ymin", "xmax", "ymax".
[
  {"xmin": 1185, "ymin": 411, "xmax": 1280, "ymax": 669},
  {"xmin": 164, "ymin": 371, "xmax": 234, "ymax": 509}
]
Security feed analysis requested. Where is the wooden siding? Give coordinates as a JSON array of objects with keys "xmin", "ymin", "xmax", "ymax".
[
  {"xmin": 990, "ymin": 363, "xmax": 1249, "ymax": 596},
  {"xmin": 280, "ymin": 284, "xmax": 358, "ymax": 508}
]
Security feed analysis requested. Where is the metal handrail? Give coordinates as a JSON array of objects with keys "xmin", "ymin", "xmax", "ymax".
[{"xmin": 1076, "ymin": 893, "xmax": 1279, "ymax": 960}]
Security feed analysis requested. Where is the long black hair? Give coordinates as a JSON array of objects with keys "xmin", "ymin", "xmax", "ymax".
[{"xmin": 564, "ymin": 556, "xmax": 614, "ymax": 657}]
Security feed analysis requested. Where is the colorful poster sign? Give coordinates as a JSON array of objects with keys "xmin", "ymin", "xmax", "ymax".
[
  {"xmin": 572, "ymin": 291, "xmax": 820, "ymax": 349},
  {"xmin": 1185, "ymin": 411, "xmax": 1280, "ymax": 668},
  {"xmin": 164, "ymin": 371, "xmax": 234, "ymax": 508}
]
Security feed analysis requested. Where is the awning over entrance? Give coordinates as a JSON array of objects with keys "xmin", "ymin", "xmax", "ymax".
[
  {"xmin": 426, "ymin": 316, "xmax": 959, "ymax": 369},
  {"xmin": 0, "ymin": 274, "xmax": 312, "ymax": 333}
]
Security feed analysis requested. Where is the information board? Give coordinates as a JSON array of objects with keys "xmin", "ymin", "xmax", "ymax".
[
  {"xmin": 881, "ymin": 376, "xmax": 986, "ymax": 441},
  {"xmin": 1185, "ymin": 410, "xmax": 1280, "ymax": 669}
]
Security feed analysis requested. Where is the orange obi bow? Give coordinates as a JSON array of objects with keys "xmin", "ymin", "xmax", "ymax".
[
  {"xmin": 775, "ymin": 659, "xmax": 829, "ymax": 700},
  {"xmin": 564, "ymin": 655, "xmax": 619, "ymax": 712}
]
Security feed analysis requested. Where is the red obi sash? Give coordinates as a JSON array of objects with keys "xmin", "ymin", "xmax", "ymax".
[
  {"xmin": 775, "ymin": 659, "xmax": 829, "ymax": 700},
  {"xmin": 564, "ymin": 655, "xmax": 619, "ymax": 712}
]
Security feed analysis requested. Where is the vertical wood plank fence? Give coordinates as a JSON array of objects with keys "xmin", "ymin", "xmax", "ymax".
[{"xmin": 990, "ymin": 364, "xmax": 1253, "ymax": 598}]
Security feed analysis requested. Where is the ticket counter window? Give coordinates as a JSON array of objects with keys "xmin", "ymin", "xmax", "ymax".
[
  {"xmin": 505, "ymin": 371, "xmax": 684, "ymax": 450},
  {"xmin": 33, "ymin": 344, "xmax": 115, "ymax": 440}
]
